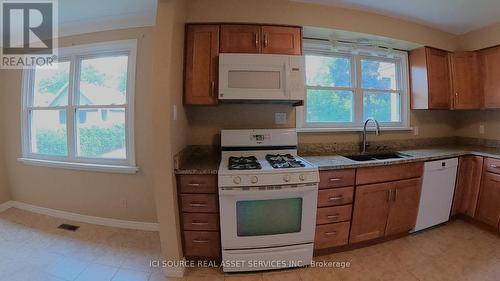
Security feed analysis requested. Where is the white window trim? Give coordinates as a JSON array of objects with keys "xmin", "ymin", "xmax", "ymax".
[
  {"xmin": 20, "ymin": 39, "xmax": 139, "ymax": 173},
  {"xmin": 296, "ymin": 39, "xmax": 411, "ymax": 133}
]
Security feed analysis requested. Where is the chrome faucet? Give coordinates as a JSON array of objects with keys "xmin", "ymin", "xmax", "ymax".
[{"xmin": 362, "ymin": 118, "xmax": 381, "ymax": 153}]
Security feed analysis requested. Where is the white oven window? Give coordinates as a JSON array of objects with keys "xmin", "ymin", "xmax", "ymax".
[{"xmin": 236, "ymin": 198, "xmax": 302, "ymax": 236}]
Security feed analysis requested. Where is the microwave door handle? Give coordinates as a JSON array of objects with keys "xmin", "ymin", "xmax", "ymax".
[{"xmin": 284, "ymin": 61, "xmax": 291, "ymax": 98}]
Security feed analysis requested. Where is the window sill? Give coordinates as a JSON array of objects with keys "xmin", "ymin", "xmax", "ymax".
[
  {"xmin": 296, "ymin": 127, "xmax": 414, "ymax": 133},
  {"xmin": 18, "ymin": 158, "xmax": 139, "ymax": 174}
]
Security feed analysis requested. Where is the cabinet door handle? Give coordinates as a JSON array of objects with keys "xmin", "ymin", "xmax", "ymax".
[
  {"xmin": 329, "ymin": 178, "xmax": 342, "ymax": 182},
  {"xmin": 394, "ymin": 189, "xmax": 398, "ymax": 201},
  {"xmin": 191, "ymin": 221, "xmax": 209, "ymax": 226},
  {"xmin": 387, "ymin": 190, "xmax": 391, "ymax": 202},
  {"xmin": 328, "ymin": 196, "xmax": 343, "ymax": 201},
  {"xmin": 455, "ymin": 92, "xmax": 459, "ymax": 105},
  {"xmin": 210, "ymin": 81, "xmax": 215, "ymax": 96},
  {"xmin": 189, "ymin": 203, "xmax": 207, "ymax": 207},
  {"xmin": 327, "ymin": 214, "xmax": 339, "ymax": 219},
  {"xmin": 192, "ymin": 239, "xmax": 209, "ymax": 243},
  {"xmin": 255, "ymin": 33, "xmax": 259, "ymax": 47},
  {"xmin": 264, "ymin": 33, "xmax": 268, "ymax": 47},
  {"xmin": 324, "ymin": 231, "xmax": 337, "ymax": 236}
]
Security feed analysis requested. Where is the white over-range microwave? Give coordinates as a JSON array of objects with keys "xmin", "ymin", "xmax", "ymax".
[{"xmin": 218, "ymin": 54, "xmax": 306, "ymax": 103}]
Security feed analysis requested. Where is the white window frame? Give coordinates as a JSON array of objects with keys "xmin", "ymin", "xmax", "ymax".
[
  {"xmin": 19, "ymin": 39, "xmax": 138, "ymax": 174},
  {"xmin": 296, "ymin": 39, "xmax": 411, "ymax": 132}
]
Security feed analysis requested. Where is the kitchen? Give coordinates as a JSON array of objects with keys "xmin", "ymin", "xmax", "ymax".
[{"xmin": 0, "ymin": 1, "xmax": 499, "ymax": 281}]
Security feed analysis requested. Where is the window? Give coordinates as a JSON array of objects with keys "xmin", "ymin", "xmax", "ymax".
[
  {"xmin": 297, "ymin": 40, "xmax": 410, "ymax": 131},
  {"xmin": 20, "ymin": 40, "xmax": 138, "ymax": 173}
]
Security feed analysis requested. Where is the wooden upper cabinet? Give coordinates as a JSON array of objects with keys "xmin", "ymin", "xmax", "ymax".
[
  {"xmin": 409, "ymin": 47, "xmax": 451, "ymax": 109},
  {"xmin": 350, "ymin": 182, "xmax": 392, "ymax": 243},
  {"xmin": 479, "ymin": 46, "xmax": 500, "ymax": 109},
  {"xmin": 184, "ymin": 24, "xmax": 219, "ymax": 105},
  {"xmin": 385, "ymin": 178, "xmax": 422, "ymax": 236},
  {"xmin": 449, "ymin": 52, "xmax": 482, "ymax": 109},
  {"xmin": 475, "ymin": 171, "xmax": 500, "ymax": 228},
  {"xmin": 220, "ymin": 25, "xmax": 261, "ymax": 53},
  {"xmin": 261, "ymin": 26, "xmax": 302, "ymax": 55},
  {"xmin": 451, "ymin": 156, "xmax": 484, "ymax": 217}
]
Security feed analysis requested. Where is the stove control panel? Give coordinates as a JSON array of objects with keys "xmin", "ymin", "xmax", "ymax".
[{"xmin": 219, "ymin": 170, "xmax": 319, "ymax": 187}]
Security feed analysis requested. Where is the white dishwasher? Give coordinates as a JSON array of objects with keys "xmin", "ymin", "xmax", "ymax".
[{"xmin": 414, "ymin": 158, "xmax": 458, "ymax": 232}]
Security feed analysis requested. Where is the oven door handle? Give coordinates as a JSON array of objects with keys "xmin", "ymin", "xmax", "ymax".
[{"xmin": 219, "ymin": 185, "xmax": 318, "ymax": 196}]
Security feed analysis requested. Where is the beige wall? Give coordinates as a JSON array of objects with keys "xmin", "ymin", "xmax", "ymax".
[
  {"xmin": 455, "ymin": 111, "xmax": 500, "ymax": 140},
  {"xmin": 151, "ymin": 0, "xmax": 187, "ymax": 263},
  {"xmin": 459, "ymin": 21, "xmax": 500, "ymax": 50},
  {"xmin": 0, "ymin": 27, "xmax": 158, "ymax": 222},
  {"xmin": 186, "ymin": 0, "xmax": 459, "ymax": 51},
  {"xmin": 0, "ymin": 72, "xmax": 11, "ymax": 204},
  {"xmin": 182, "ymin": 0, "xmax": 461, "ymax": 146}
]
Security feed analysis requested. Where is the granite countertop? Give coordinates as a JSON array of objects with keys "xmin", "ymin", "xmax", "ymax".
[
  {"xmin": 174, "ymin": 145, "xmax": 500, "ymax": 174},
  {"xmin": 303, "ymin": 145, "xmax": 500, "ymax": 170}
]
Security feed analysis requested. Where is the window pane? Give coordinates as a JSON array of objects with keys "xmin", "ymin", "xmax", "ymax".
[
  {"xmin": 78, "ymin": 56, "xmax": 128, "ymax": 106},
  {"xmin": 361, "ymin": 59, "xmax": 397, "ymax": 90},
  {"xmin": 30, "ymin": 110, "xmax": 67, "ymax": 156},
  {"xmin": 363, "ymin": 92, "xmax": 401, "ymax": 122},
  {"xmin": 76, "ymin": 108, "xmax": 126, "ymax": 159},
  {"xmin": 33, "ymin": 61, "xmax": 70, "ymax": 107},
  {"xmin": 305, "ymin": 55, "xmax": 351, "ymax": 87},
  {"xmin": 306, "ymin": 89, "xmax": 353, "ymax": 123}
]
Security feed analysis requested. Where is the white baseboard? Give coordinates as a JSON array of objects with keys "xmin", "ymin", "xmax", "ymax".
[
  {"xmin": 0, "ymin": 201, "xmax": 13, "ymax": 212},
  {"xmin": 163, "ymin": 263, "xmax": 186, "ymax": 278},
  {"xmin": 0, "ymin": 201, "xmax": 159, "ymax": 231}
]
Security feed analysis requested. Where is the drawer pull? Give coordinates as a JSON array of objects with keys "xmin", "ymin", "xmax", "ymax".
[
  {"xmin": 324, "ymin": 231, "xmax": 337, "ymax": 236},
  {"xmin": 191, "ymin": 221, "xmax": 209, "ymax": 226},
  {"xmin": 327, "ymin": 214, "xmax": 339, "ymax": 219},
  {"xmin": 187, "ymin": 183, "xmax": 204, "ymax": 187},
  {"xmin": 490, "ymin": 164, "xmax": 498, "ymax": 169},
  {"xmin": 328, "ymin": 196, "xmax": 343, "ymax": 201},
  {"xmin": 329, "ymin": 178, "xmax": 342, "ymax": 182},
  {"xmin": 192, "ymin": 239, "xmax": 209, "ymax": 243},
  {"xmin": 189, "ymin": 203, "xmax": 208, "ymax": 207}
]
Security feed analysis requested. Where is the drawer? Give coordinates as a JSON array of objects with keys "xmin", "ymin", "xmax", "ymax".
[
  {"xmin": 183, "ymin": 213, "xmax": 219, "ymax": 231},
  {"xmin": 181, "ymin": 194, "xmax": 218, "ymax": 213},
  {"xmin": 183, "ymin": 231, "xmax": 220, "ymax": 258},
  {"xmin": 485, "ymin": 158, "xmax": 500, "ymax": 175},
  {"xmin": 356, "ymin": 162, "xmax": 423, "ymax": 185},
  {"xmin": 314, "ymin": 222, "xmax": 350, "ymax": 250},
  {"xmin": 317, "ymin": 187, "xmax": 354, "ymax": 207},
  {"xmin": 319, "ymin": 169, "xmax": 355, "ymax": 189},
  {"xmin": 316, "ymin": 205, "xmax": 352, "ymax": 225},
  {"xmin": 178, "ymin": 175, "xmax": 217, "ymax": 194}
]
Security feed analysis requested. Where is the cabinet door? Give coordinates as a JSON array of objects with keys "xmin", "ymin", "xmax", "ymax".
[
  {"xmin": 385, "ymin": 178, "xmax": 422, "ymax": 236},
  {"xmin": 184, "ymin": 25, "xmax": 219, "ymax": 105},
  {"xmin": 261, "ymin": 26, "xmax": 302, "ymax": 55},
  {"xmin": 426, "ymin": 48, "xmax": 451, "ymax": 109},
  {"xmin": 475, "ymin": 172, "xmax": 500, "ymax": 227},
  {"xmin": 450, "ymin": 52, "xmax": 482, "ymax": 109},
  {"xmin": 451, "ymin": 156, "xmax": 484, "ymax": 217},
  {"xmin": 350, "ymin": 182, "xmax": 392, "ymax": 243},
  {"xmin": 220, "ymin": 25, "xmax": 261, "ymax": 53},
  {"xmin": 480, "ymin": 46, "xmax": 500, "ymax": 108}
]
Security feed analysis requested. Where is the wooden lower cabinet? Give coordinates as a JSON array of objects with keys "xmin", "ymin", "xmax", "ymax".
[
  {"xmin": 475, "ymin": 171, "xmax": 500, "ymax": 228},
  {"xmin": 452, "ymin": 156, "xmax": 484, "ymax": 217},
  {"xmin": 314, "ymin": 222, "xmax": 350, "ymax": 250},
  {"xmin": 350, "ymin": 177, "xmax": 422, "ymax": 243},
  {"xmin": 177, "ymin": 174, "xmax": 221, "ymax": 260}
]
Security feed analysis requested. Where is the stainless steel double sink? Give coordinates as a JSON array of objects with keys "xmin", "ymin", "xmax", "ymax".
[{"xmin": 342, "ymin": 152, "xmax": 412, "ymax": 162}]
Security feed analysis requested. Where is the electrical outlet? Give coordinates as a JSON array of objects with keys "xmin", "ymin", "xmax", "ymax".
[
  {"xmin": 479, "ymin": 124, "xmax": 485, "ymax": 135},
  {"xmin": 122, "ymin": 199, "xmax": 128, "ymax": 209},
  {"xmin": 413, "ymin": 126, "xmax": 419, "ymax": 136},
  {"xmin": 172, "ymin": 105, "xmax": 177, "ymax": 121},
  {"xmin": 275, "ymin": 112, "xmax": 287, "ymax": 125}
]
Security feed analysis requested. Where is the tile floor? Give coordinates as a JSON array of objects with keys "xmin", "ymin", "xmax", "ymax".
[{"xmin": 1, "ymin": 208, "xmax": 499, "ymax": 281}]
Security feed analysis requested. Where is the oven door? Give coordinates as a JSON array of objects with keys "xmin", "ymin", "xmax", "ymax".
[{"xmin": 219, "ymin": 184, "xmax": 318, "ymax": 250}]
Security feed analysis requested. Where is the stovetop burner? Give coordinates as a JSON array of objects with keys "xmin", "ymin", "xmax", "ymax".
[
  {"xmin": 228, "ymin": 156, "xmax": 262, "ymax": 170},
  {"xmin": 266, "ymin": 154, "xmax": 306, "ymax": 169}
]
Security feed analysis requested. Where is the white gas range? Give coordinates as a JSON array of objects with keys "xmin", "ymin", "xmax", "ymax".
[{"xmin": 218, "ymin": 129, "xmax": 319, "ymax": 272}]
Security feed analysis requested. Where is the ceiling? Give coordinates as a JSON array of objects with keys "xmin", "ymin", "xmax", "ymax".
[{"xmin": 292, "ymin": 0, "xmax": 500, "ymax": 35}]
